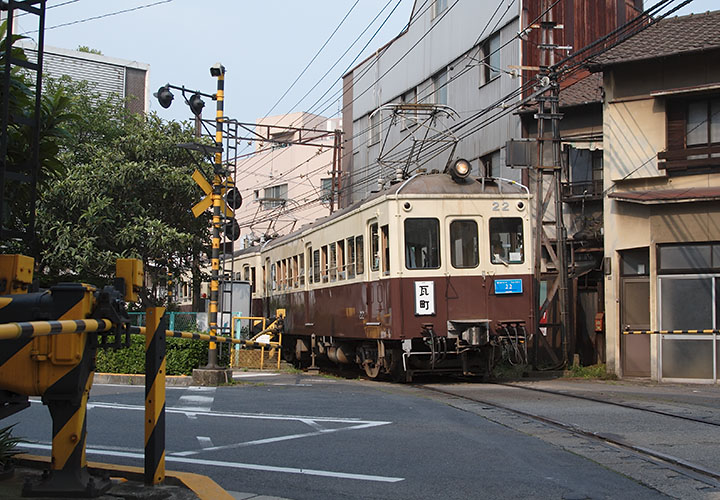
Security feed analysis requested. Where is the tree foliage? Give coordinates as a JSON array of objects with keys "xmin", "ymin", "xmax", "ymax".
[
  {"xmin": 37, "ymin": 77, "xmax": 211, "ymax": 306},
  {"xmin": 0, "ymin": 22, "xmax": 76, "ymax": 242}
]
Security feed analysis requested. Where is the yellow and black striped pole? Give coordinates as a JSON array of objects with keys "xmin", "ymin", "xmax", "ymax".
[
  {"xmin": 206, "ymin": 63, "xmax": 226, "ymax": 369},
  {"xmin": 144, "ymin": 307, "xmax": 167, "ymax": 485}
]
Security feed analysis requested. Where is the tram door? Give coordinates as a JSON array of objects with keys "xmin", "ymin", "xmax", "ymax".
[{"xmin": 619, "ymin": 248, "xmax": 650, "ymax": 377}]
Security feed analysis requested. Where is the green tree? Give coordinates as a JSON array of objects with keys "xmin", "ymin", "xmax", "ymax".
[
  {"xmin": 0, "ymin": 22, "xmax": 75, "ymax": 246},
  {"xmin": 37, "ymin": 77, "xmax": 211, "ymax": 307}
]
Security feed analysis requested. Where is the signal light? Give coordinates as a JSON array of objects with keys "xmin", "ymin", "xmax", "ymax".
[
  {"xmin": 225, "ymin": 219, "xmax": 241, "ymax": 241},
  {"xmin": 225, "ymin": 187, "xmax": 242, "ymax": 210},
  {"xmin": 188, "ymin": 93, "xmax": 205, "ymax": 116},
  {"xmin": 153, "ymin": 85, "xmax": 174, "ymax": 109},
  {"xmin": 449, "ymin": 158, "xmax": 471, "ymax": 182}
]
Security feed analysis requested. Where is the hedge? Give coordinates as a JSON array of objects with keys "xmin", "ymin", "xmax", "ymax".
[{"xmin": 95, "ymin": 334, "xmax": 228, "ymax": 376}]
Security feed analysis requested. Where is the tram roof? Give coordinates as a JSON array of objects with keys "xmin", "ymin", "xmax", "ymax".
[{"xmin": 234, "ymin": 173, "xmax": 527, "ymax": 255}]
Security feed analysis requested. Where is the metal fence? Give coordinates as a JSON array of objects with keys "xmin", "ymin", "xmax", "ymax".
[{"xmin": 128, "ymin": 312, "xmax": 200, "ymax": 332}]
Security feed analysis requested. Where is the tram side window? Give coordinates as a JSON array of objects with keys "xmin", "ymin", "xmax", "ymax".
[
  {"xmin": 292, "ymin": 256, "xmax": 299, "ymax": 288},
  {"xmin": 313, "ymin": 249, "xmax": 321, "ymax": 284},
  {"xmin": 337, "ymin": 240, "xmax": 345, "ymax": 279},
  {"xmin": 298, "ymin": 253, "xmax": 305, "ymax": 286},
  {"xmin": 489, "ymin": 217, "xmax": 524, "ymax": 264},
  {"xmin": 329, "ymin": 243, "xmax": 337, "ymax": 282},
  {"xmin": 450, "ymin": 220, "xmax": 478, "ymax": 268},
  {"xmin": 381, "ymin": 225, "xmax": 390, "ymax": 275},
  {"xmin": 321, "ymin": 246, "xmax": 329, "ymax": 283},
  {"xmin": 347, "ymin": 236, "xmax": 356, "ymax": 278},
  {"xmin": 356, "ymin": 235, "xmax": 364, "ymax": 275},
  {"xmin": 370, "ymin": 223, "xmax": 380, "ymax": 271},
  {"xmin": 405, "ymin": 218, "xmax": 440, "ymax": 269},
  {"xmin": 251, "ymin": 267, "xmax": 256, "ymax": 293},
  {"xmin": 271, "ymin": 263, "xmax": 277, "ymax": 292},
  {"xmin": 307, "ymin": 247, "xmax": 313, "ymax": 284}
]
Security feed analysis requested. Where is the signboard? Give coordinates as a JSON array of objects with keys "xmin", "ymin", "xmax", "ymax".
[
  {"xmin": 414, "ymin": 281, "xmax": 435, "ymax": 315},
  {"xmin": 494, "ymin": 278, "xmax": 523, "ymax": 294}
]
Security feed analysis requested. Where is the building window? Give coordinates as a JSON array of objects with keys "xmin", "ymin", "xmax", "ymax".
[
  {"xmin": 401, "ymin": 88, "xmax": 417, "ymax": 128},
  {"xmin": 369, "ymin": 111, "xmax": 381, "ymax": 145},
  {"xmin": 490, "ymin": 217, "xmax": 524, "ymax": 265},
  {"xmin": 481, "ymin": 150, "xmax": 501, "ymax": 177},
  {"xmin": 433, "ymin": 0, "xmax": 448, "ymax": 18},
  {"xmin": 687, "ymin": 98, "xmax": 720, "ymax": 146},
  {"xmin": 450, "ymin": 220, "xmax": 478, "ymax": 268},
  {"xmin": 661, "ymin": 97, "xmax": 720, "ymax": 172},
  {"xmin": 262, "ymin": 184, "xmax": 287, "ymax": 209},
  {"xmin": 321, "ymin": 177, "xmax": 333, "ymax": 203},
  {"xmin": 405, "ymin": 218, "xmax": 440, "ymax": 269},
  {"xmin": 481, "ymin": 32, "xmax": 501, "ymax": 85},
  {"xmin": 433, "ymin": 70, "xmax": 447, "ymax": 106}
]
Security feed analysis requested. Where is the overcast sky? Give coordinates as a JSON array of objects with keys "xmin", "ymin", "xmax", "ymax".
[{"xmin": 14, "ymin": 0, "xmax": 717, "ymax": 126}]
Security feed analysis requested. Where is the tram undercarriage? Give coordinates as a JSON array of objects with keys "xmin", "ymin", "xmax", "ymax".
[{"xmin": 282, "ymin": 321, "xmax": 527, "ymax": 382}]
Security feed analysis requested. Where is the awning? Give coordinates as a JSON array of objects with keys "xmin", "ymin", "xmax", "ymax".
[{"xmin": 608, "ymin": 187, "xmax": 720, "ymax": 204}]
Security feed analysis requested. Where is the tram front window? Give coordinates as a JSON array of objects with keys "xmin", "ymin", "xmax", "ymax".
[
  {"xmin": 405, "ymin": 218, "xmax": 440, "ymax": 269},
  {"xmin": 450, "ymin": 219, "xmax": 478, "ymax": 268},
  {"xmin": 490, "ymin": 217, "xmax": 524, "ymax": 265}
]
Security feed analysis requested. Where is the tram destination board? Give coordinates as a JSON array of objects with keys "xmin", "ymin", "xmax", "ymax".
[{"xmin": 494, "ymin": 278, "xmax": 523, "ymax": 294}]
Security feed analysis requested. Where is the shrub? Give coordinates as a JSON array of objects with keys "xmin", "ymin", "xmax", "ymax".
[{"xmin": 95, "ymin": 334, "xmax": 213, "ymax": 376}]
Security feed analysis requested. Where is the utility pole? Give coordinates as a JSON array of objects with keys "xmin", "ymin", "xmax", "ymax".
[
  {"xmin": 206, "ymin": 63, "xmax": 226, "ymax": 369},
  {"xmin": 533, "ymin": 4, "xmax": 571, "ymax": 368}
]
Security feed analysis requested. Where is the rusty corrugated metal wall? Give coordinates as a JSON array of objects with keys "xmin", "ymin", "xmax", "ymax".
[{"xmin": 522, "ymin": 0, "xmax": 643, "ymax": 92}]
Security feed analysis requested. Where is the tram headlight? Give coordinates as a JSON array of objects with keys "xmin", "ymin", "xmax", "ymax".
[{"xmin": 449, "ymin": 158, "xmax": 471, "ymax": 182}]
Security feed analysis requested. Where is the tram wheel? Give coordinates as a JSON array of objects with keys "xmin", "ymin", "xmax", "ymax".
[{"xmin": 363, "ymin": 360, "xmax": 381, "ymax": 379}]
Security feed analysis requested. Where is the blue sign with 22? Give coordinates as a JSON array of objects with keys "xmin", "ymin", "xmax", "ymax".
[{"xmin": 494, "ymin": 279, "xmax": 523, "ymax": 294}]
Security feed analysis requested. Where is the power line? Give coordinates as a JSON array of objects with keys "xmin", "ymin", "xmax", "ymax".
[
  {"xmin": 261, "ymin": 0, "xmax": 361, "ymax": 120},
  {"xmin": 21, "ymin": 0, "xmax": 174, "ymax": 34}
]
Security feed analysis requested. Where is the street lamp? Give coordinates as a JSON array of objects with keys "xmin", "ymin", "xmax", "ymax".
[{"xmin": 153, "ymin": 65, "xmax": 234, "ymax": 370}]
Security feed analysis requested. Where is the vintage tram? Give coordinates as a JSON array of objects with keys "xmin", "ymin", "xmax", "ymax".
[{"xmin": 233, "ymin": 162, "xmax": 533, "ymax": 381}]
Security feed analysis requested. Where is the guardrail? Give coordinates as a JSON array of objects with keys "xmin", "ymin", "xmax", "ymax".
[{"xmin": 622, "ymin": 329, "xmax": 719, "ymax": 335}]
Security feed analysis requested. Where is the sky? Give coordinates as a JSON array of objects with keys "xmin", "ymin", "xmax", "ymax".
[
  {"xmin": 16, "ymin": 0, "xmax": 416, "ymax": 125},
  {"xmin": 12, "ymin": 0, "xmax": 718, "ymax": 126}
]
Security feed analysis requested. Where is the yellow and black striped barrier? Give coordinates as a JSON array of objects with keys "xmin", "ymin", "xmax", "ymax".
[
  {"xmin": 144, "ymin": 307, "xmax": 166, "ymax": 486},
  {"xmin": 0, "ymin": 318, "xmax": 112, "ymax": 340},
  {"xmin": 622, "ymin": 329, "xmax": 720, "ymax": 335}
]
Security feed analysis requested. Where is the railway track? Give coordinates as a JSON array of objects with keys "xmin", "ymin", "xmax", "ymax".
[
  {"xmin": 412, "ymin": 382, "xmax": 720, "ymax": 498},
  {"xmin": 495, "ymin": 382, "xmax": 720, "ymax": 428}
]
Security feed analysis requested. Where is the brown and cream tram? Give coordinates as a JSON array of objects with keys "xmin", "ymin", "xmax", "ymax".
[{"xmin": 234, "ymin": 162, "xmax": 533, "ymax": 381}]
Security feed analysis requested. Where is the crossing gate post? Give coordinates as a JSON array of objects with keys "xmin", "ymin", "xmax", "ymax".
[{"xmin": 144, "ymin": 307, "xmax": 167, "ymax": 485}]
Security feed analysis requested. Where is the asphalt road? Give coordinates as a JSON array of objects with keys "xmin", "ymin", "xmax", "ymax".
[{"xmin": 11, "ymin": 372, "xmax": 718, "ymax": 499}]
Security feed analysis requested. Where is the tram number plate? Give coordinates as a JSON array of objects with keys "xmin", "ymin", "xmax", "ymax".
[{"xmin": 494, "ymin": 279, "xmax": 522, "ymax": 294}]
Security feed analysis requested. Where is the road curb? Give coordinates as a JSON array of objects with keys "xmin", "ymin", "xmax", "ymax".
[
  {"xmin": 17, "ymin": 454, "xmax": 234, "ymax": 500},
  {"xmin": 93, "ymin": 372, "xmax": 193, "ymax": 386}
]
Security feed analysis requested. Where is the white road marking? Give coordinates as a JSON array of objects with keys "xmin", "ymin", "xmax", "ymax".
[
  {"xmin": 93, "ymin": 384, "xmax": 186, "ymax": 389},
  {"xmin": 196, "ymin": 436, "xmax": 213, "ymax": 447},
  {"xmin": 19, "ymin": 443, "xmax": 404, "ymax": 483},
  {"xmin": 177, "ymin": 387, "xmax": 216, "ymax": 413},
  {"xmin": 233, "ymin": 373, "xmax": 280, "ymax": 378}
]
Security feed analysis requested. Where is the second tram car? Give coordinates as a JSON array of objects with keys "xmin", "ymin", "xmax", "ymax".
[{"xmin": 234, "ymin": 162, "xmax": 533, "ymax": 381}]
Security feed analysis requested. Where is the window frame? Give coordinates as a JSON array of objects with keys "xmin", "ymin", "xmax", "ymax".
[
  {"xmin": 404, "ymin": 217, "xmax": 441, "ymax": 270},
  {"xmin": 449, "ymin": 219, "xmax": 479, "ymax": 269}
]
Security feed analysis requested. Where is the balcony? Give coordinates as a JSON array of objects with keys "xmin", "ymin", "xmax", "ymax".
[
  {"xmin": 658, "ymin": 145, "xmax": 720, "ymax": 173},
  {"xmin": 561, "ymin": 179, "xmax": 603, "ymax": 201}
]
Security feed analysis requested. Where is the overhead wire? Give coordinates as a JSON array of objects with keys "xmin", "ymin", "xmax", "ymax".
[
  {"xmin": 20, "ymin": 0, "xmax": 174, "ymax": 34},
  {"xmin": 260, "ymin": 0, "xmax": 361, "ymax": 120}
]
